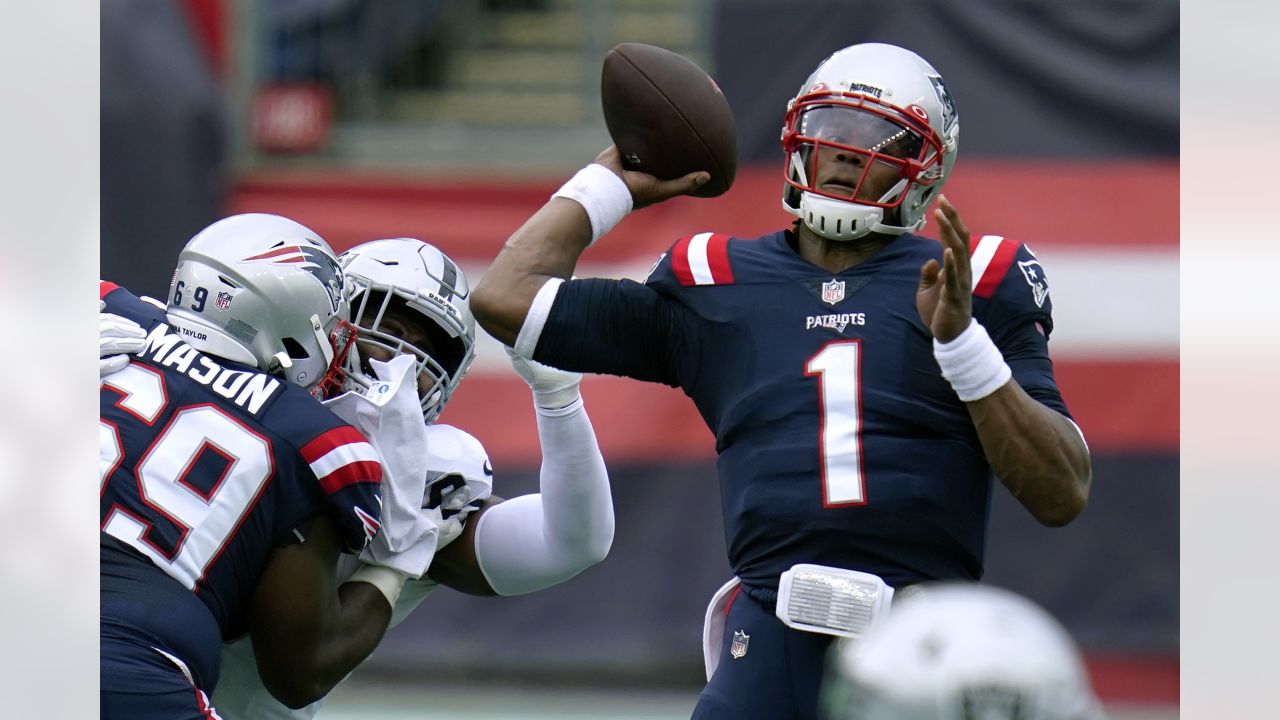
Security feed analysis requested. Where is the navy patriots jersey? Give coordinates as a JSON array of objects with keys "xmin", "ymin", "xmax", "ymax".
[
  {"xmin": 534, "ymin": 229, "xmax": 1069, "ymax": 592},
  {"xmin": 100, "ymin": 282, "xmax": 383, "ymax": 685}
]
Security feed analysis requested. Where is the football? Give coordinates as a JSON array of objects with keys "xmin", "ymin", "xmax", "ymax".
[{"xmin": 600, "ymin": 43, "xmax": 738, "ymax": 198}]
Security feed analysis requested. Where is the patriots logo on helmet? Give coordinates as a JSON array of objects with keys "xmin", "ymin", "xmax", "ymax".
[
  {"xmin": 927, "ymin": 73, "xmax": 957, "ymax": 133},
  {"xmin": 242, "ymin": 243, "xmax": 345, "ymax": 313}
]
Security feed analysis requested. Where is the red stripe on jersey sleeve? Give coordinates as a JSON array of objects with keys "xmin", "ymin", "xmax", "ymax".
[
  {"xmin": 707, "ymin": 234, "xmax": 735, "ymax": 284},
  {"xmin": 973, "ymin": 238, "xmax": 1020, "ymax": 299},
  {"xmin": 300, "ymin": 425, "xmax": 369, "ymax": 463},
  {"xmin": 317, "ymin": 459, "xmax": 382, "ymax": 495},
  {"xmin": 100, "ymin": 280, "xmax": 121, "ymax": 299},
  {"xmin": 670, "ymin": 236, "xmax": 696, "ymax": 286}
]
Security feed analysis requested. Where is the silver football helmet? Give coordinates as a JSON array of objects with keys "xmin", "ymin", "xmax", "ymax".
[
  {"xmin": 781, "ymin": 43, "xmax": 960, "ymax": 241},
  {"xmin": 822, "ymin": 583, "xmax": 1105, "ymax": 720},
  {"xmin": 338, "ymin": 238, "xmax": 476, "ymax": 424},
  {"xmin": 165, "ymin": 213, "xmax": 353, "ymax": 394}
]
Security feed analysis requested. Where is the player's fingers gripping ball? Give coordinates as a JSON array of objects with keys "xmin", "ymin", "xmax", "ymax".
[{"xmin": 601, "ymin": 43, "xmax": 738, "ymax": 198}]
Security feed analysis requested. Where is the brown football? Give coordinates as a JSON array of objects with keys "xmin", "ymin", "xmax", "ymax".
[{"xmin": 601, "ymin": 43, "xmax": 738, "ymax": 198}]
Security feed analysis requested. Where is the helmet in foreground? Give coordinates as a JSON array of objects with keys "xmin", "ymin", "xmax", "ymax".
[
  {"xmin": 339, "ymin": 237, "xmax": 476, "ymax": 424},
  {"xmin": 823, "ymin": 583, "xmax": 1105, "ymax": 720},
  {"xmin": 166, "ymin": 213, "xmax": 352, "ymax": 393},
  {"xmin": 781, "ymin": 43, "xmax": 959, "ymax": 241}
]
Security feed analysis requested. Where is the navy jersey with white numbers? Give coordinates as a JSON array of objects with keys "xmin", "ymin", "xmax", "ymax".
[
  {"xmin": 534, "ymin": 229, "xmax": 1069, "ymax": 593},
  {"xmin": 100, "ymin": 282, "xmax": 383, "ymax": 689}
]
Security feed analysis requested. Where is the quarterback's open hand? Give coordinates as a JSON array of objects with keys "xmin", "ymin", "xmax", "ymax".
[
  {"xmin": 916, "ymin": 196, "xmax": 974, "ymax": 343},
  {"xmin": 593, "ymin": 145, "xmax": 709, "ymax": 210},
  {"xmin": 100, "ymin": 301, "xmax": 148, "ymax": 376}
]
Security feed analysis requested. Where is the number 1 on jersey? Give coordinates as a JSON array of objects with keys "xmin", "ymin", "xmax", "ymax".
[{"xmin": 806, "ymin": 341, "xmax": 866, "ymax": 506}]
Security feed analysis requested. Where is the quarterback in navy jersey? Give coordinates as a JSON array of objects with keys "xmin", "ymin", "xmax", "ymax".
[
  {"xmin": 101, "ymin": 215, "xmax": 408, "ymax": 719},
  {"xmin": 473, "ymin": 43, "xmax": 1091, "ymax": 720}
]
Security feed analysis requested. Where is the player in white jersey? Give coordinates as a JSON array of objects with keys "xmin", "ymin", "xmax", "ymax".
[{"xmin": 102, "ymin": 237, "xmax": 613, "ymax": 719}]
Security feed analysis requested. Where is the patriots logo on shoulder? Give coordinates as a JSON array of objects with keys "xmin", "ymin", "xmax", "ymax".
[
  {"xmin": 730, "ymin": 630, "xmax": 750, "ymax": 659},
  {"xmin": 353, "ymin": 504, "xmax": 381, "ymax": 547},
  {"xmin": 1017, "ymin": 260, "xmax": 1049, "ymax": 308}
]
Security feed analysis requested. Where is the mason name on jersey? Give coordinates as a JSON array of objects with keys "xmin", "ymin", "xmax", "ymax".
[{"xmin": 137, "ymin": 322, "xmax": 282, "ymax": 415}]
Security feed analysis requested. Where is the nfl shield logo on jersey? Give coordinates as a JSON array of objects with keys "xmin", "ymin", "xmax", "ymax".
[
  {"xmin": 730, "ymin": 630, "xmax": 750, "ymax": 659},
  {"xmin": 821, "ymin": 279, "xmax": 845, "ymax": 305},
  {"xmin": 215, "ymin": 291, "xmax": 233, "ymax": 311}
]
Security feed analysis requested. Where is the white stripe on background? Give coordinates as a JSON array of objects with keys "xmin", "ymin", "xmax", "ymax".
[{"xmin": 460, "ymin": 247, "xmax": 1178, "ymax": 374}]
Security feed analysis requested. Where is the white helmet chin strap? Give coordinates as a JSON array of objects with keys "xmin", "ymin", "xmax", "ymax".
[{"xmin": 308, "ymin": 314, "xmax": 334, "ymax": 367}]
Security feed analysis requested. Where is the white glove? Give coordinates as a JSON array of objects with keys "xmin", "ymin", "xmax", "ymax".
[
  {"xmin": 423, "ymin": 506, "xmax": 465, "ymax": 552},
  {"xmin": 100, "ymin": 301, "xmax": 148, "ymax": 377},
  {"xmin": 422, "ymin": 476, "xmax": 485, "ymax": 551},
  {"xmin": 505, "ymin": 345, "xmax": 581, "ymax": 409}
]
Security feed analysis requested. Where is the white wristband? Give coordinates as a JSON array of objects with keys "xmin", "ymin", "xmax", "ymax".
[
  {"xmin": 933, "ymin": 319, "xmax": 1012, "ymax": 402},
  {"xmin": 346, "ymin": 563, "xmax": 408, "ymax": 610},
  {"xmin": 551, "ymin": 163, "xmax": 633, "ymax": 245}
]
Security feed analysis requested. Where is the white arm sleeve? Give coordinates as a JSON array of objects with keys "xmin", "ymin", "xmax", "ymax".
[{"xmin": 473, "ymin": 396, "xmax": 614, "ymax": 596}]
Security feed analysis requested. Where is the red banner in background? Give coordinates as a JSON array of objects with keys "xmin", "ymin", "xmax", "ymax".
[{"xmin": 232, "ymin": 160, "xmax": 1178, "ymax": 261}]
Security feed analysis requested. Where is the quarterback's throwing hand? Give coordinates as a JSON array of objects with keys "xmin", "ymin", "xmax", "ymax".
[
  {"xmin": 593, "ymin": 145, "xmax": 710, "ymax": 210},
  {"xmin": 916, "ymin": 195, "xmax": 974, "ymax": 343}
]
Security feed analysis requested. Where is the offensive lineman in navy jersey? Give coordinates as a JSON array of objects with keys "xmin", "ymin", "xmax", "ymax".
[
  {"xmin": 471, "ymin": 44, "xmax": 1091, "ymax": 720},
  {"xmin": 101, "ymin": 215, "xmax": 419, "ymax": 718}
]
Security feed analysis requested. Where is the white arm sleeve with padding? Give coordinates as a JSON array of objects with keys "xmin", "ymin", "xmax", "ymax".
[{"xmin": 473, "ymin": 397, "xmax": 614, "ymax": 595}]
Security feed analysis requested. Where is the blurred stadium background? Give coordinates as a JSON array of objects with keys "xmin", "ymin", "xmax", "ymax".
[{"xmin": 100, "ymin": 0, "xmax": 1178, "ymax": 717}]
